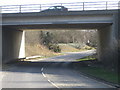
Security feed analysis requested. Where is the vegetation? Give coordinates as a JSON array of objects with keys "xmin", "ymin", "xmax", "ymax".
[
  {"xmin": 25, "ymin": 30, "xmax": 97, "ymax": 57},
  {"xmin": 76, "ymin": 57, "xmax": 96, "ymax": 61},
  {"xmin": 58, "ymin": 44, "xmax": 81, "ymax": 52},
  {"xmin": 79, "ymin": 66, "xmax": 118, "ymax": 84},
  {"xmin": 50, "ymin": 30, "xmax": 98, "ymax": 48},
  {"xmin": 40, "ymin": 31, "xmax": 61, "ymax": 53},
  {"xmin": 25, "ymin": 44, "xmax": 60, "ymax": 57},
  {"xmin": 81, "ymin": 45, "xmax": 95, "ymax": 50},
  {"xmin": 49, "ymin": 44, "xmax": 61, "ymax": 53},
  {"xmin": 75, "ymin": 55, "xmax": 118, "ymax": 84}
]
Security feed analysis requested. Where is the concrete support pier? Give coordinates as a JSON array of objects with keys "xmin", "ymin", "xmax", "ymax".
[{"xmin": 98, "ymin": 26, "xmax": 114, "ymax": 68}]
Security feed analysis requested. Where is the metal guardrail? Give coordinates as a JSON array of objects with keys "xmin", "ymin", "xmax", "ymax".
[{"xmin": 1, "ymin": 1, "xmax": 119, "ymax": 13}]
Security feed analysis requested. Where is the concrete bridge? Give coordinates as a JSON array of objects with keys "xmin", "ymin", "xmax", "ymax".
[{"xmin": 1, "ymin": 9, "xmax": 119, "ymax": 69}]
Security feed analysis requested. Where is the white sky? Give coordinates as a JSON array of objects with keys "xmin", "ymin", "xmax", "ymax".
[{"xmin": 0, "ymin": 0, "xmax": 119, "ymax": 6}]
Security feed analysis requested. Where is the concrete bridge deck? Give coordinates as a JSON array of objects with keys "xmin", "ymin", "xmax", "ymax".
[{"xmin": 2, "ymin": 10, "xmax": 117, "ymax": 29}]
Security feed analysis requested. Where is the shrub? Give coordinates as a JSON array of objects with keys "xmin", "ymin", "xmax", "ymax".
[
  {"xmin": 82, "ymin": 45, "xmax": 94, "ymax": 50},
  {"xmin": 48, "ymin": 44, "xmax": 61, "ymax": 53}
]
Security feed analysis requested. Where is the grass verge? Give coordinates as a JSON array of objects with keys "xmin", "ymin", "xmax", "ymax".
[
  {"xmin": 76, "ymin": 54, "xmax": 97, "ymax": 62},
  {"xmin": 79, "ymin": 66, "xmax": 118, "ymax": 84},
  {"xmin": 76, "ymin": 56, "xmax": 96, "ymax": 61},
  {"xmin": 76, "ymin": 55, "xmax": 118, "ymax": 84}
]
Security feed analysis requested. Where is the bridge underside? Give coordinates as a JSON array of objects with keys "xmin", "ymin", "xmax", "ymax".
[
  {"xmin": 1, "ymin": 10, "xmax": 119, "ymax": 70},
  {"xmin": 4, "ymin": 23, "xmax": 112, "ymax": 30},
  {"xmin": 2, "ymin": 22, "xmax": 118, "ymax": 70}
]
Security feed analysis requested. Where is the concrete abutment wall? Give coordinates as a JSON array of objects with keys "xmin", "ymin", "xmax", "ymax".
[
  {"xmin": 97, "ymin": 13, "xmax": 118, "ymax": 70},
  {"xmin": 0, "ymin": 29, "xmax": 2, "ymax": 65},
  {"xmin": 2, "ymin": 27, "xmax": 25, "ymax": 63}
]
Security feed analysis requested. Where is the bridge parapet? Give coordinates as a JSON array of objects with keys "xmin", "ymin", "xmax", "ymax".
[{"xmin": 1, "ymin": 1, "xmax": 119, "ymax": 13}]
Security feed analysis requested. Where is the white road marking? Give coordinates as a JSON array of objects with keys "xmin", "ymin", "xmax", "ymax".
[
  {"xmin": 42, "ymin": 72, "xmax": 46, "ymax": 77},
  {"xmin": 41, "ymin": 67, "xmax": 43, "ymax": 72},
  {"xmin": 41, "ymin": 67, "xmax": 60, "ymax": 89},
  {"xmin": 47, "ymin": 79, "xmax": 60, "ymax": 89}
]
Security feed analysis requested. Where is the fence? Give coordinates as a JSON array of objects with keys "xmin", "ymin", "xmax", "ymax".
[{"xmin": 1, "ymin": 1, "xmax": 119, "ymax": 13}]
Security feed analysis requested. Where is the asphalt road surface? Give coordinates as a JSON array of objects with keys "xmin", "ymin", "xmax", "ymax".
[
  {"xmin": 29, "ymin": 50, "xmax": 96, "ymax": 62},
  {"xmin": 2, "ymin": 50, "xmax": 116, "ymax": 89}
]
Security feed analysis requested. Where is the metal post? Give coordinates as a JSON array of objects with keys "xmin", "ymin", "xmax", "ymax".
[
  {"xmin": 40, "ymin": 4, "xmax": 41, "ymax": 12},
  {"xmin": 0, "ymin": 6, "xmax": 2, "ymax": 13},
  {"xmin": 61, "ymin": 3, "xmax": 62, "ymax": 6},
  {"xmin": 19, "ymin": 5, "xmax": 21, "ymax": 13},
  {"xmin": 106, "ymin": 1, "xmax": 108, "ymax": 10},
  {"xmin": 83, "ymin": 2, "xmax": 84, "ymax": 11}
]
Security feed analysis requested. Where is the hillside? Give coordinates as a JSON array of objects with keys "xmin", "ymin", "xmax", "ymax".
[
  {"xmin": 58, "ymin": 44, "xmax": 80, "ymax": 52},
  {"xmin": 25, "ymin": 44, "xmax": 58, "ymax": 57}
]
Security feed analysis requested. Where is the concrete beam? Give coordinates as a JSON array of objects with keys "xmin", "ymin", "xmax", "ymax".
[{"xmin": 2, "ymin": 14, "xmax": 112, "ymax": 26}]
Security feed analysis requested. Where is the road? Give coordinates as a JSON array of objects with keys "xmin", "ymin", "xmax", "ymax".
[
  {"xmin": 29, "ymin": 50, "xmax": 96, "ymax": 62},
  {"xmin": 2, "ymin": 50, "xmax": 116, "ymax": 89}
]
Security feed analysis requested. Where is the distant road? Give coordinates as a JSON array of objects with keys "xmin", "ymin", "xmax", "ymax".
[{"xmin": 31, "ymin": 50, "xmax": 96, "ymax": 62}]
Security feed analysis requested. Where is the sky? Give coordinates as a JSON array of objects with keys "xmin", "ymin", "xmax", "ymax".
[{"xmin": 0, "ymin": 0, "xmax": 119, "ymax": 6}]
